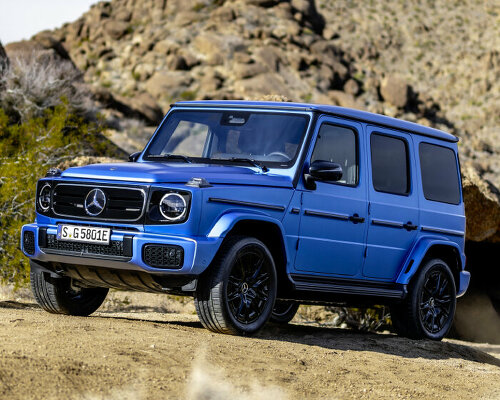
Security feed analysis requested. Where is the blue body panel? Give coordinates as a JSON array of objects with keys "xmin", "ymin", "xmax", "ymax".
[{"xmin": 21, "ymin": 101, "xmax": 469, "ymax": 300}]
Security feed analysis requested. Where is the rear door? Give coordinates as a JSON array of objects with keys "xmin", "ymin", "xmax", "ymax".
[
  {"xmin": 294, "ymin": 116, "xmax": 368, "ymax": 277},
  {"xmin": 363, "ymin": 126, "xmax": 420, "ymax": 280}
]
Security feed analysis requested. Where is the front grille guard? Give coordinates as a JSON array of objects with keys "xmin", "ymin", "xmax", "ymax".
[{"xmin": 50, "ymin": 183, "xmax": 148, "ymax": 223}]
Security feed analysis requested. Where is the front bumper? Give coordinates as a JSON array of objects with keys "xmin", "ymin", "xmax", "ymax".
[{"xmin": 21, "ymin": 223, "xmax": 222, "ymax": 277}]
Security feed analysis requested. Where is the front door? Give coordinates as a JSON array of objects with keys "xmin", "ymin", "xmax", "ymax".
[{"xmin": 294, "ymin": 117, "xmax": 368, "ymax": 277}]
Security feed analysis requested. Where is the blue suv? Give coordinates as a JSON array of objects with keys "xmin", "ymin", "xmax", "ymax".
[{"xmin": 21, "ymin": 101, "xmax": 470, "ymax": 340}]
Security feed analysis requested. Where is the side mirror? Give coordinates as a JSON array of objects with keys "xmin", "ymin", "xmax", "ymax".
[
  {"xmin": 309, "ymin": 160, "xmax": 343, "ymax": 182},
  {"xmin": 128, "ymin": 151, "xmax": 141, "ymax": 162}
]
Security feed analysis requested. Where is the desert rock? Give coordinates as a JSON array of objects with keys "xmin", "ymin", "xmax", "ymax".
[
  {"xmin": 380, "ymin": 75, "xmax": 409, "ymax": 108},
  {"xmin": 462, "ymin": 164, "xmax": 500, "ymax": 242}
]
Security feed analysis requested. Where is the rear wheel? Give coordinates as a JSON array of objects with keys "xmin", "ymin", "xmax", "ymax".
[
  {"xmin": 30, "ymin": 268, "xmax": 108, "ymax": 316},
  {"xmin": 194, "ymin": 236, "xmax": 277, "ymax": 335},
  {"xmin": 391, "ymin": 258, "xmax": 456, "ymax": 340},
  {"xmin": 270, "ymin": 300, "xmax": 299, "ymax": 324}
]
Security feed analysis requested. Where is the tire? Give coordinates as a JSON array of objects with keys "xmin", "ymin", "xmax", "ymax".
[
  {"xmin": 30, "ymin": 269, "xmax": 108, "ymax": 316},
  {"xmin": 270, "ymin": 300, "xmax": 299, "ymax": 324},
  {"xmin": 390, "ymin": 258, "xmax": 456, "ymax": 340},
  {"xmin": 194, "ymin": 236, "xmax": 277, "ymax": 335}
]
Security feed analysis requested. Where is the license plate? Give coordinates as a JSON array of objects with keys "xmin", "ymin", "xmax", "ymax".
[{"xmin": 57, "ymin": 225, "xmax": 111, "ymax": 245}]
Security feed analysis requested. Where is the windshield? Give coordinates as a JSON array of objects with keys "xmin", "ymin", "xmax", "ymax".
[{"xmin": 143, "ymin": 110, "xmax": 310, "ymax": 168}]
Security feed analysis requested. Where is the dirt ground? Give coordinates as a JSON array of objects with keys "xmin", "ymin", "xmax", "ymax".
[{"xmin": 0, "ymin": 289, "xmax": 499, "ymax": 400}]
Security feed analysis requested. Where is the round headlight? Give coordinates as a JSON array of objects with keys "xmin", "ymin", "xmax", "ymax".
[
  {"xmin": 38, "ymin": 184, "xmax": 51, "ymax": 212},
  {"xmin": 159, "ymin": 193, "xmax": 187, "ymax": 221}
]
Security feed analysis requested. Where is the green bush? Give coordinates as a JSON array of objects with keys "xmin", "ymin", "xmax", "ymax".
[{"xmin": 0, "ymin": 102, "xmax": 120, "ymax": 286}]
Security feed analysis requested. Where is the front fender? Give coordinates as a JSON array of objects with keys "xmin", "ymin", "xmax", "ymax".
[
  {"xmin": 205, "ymin": 210, "xmax": 291, "ymax": 269},
  {"xmin": 396, "ymin": 236, "xmax": 467, "ymax": 294},
  {"xmin": 207, "ymin": 210, "xmax": 285, "ymax": 239}
]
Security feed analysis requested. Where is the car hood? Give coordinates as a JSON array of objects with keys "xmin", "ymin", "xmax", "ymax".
[{"xmin": 60, "ymin": 162, "xmax": 294, "ymax": 188}]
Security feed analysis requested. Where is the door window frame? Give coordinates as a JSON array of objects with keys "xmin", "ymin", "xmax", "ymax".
[
  {"xmin": 369, "ymin": 131, "xmax": 412, "ymax": 197},
  {"xmin": 418, "ymin": 141, "xmax": 461, "ymax": 205},
  {"xmin": 302, "ymin": 115, "xmax": 364, "ymax": 190}
]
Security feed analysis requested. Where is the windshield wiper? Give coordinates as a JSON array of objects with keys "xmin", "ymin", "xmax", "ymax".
[
  {"xmin": 226, "ymin": 157, "xmax": 269, "ymax": 172},
  {"xmin": 147, "ymin": 154, "xmax": 192, "ymax": 163}
]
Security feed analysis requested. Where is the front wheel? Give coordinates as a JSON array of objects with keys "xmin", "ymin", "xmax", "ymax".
[
  {"xmin": 30, "ymin": 268, "xmax": 108, "ymax": 316},
  {"xmin": 194, "ymin": 236, "xmax": 277, "ymax": 335},
  {"xmin": 391, "ymin": 258, "xmax": 456, "ymax": 340}
]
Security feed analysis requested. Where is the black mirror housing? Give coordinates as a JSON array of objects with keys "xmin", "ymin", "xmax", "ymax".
[
  {"xmin": 308, "ymin": 160, "xmax": 343, "ymax": 182},
  {"xmin": 129, "ymin": 152, "xmax": 141, "ymax": 162}
]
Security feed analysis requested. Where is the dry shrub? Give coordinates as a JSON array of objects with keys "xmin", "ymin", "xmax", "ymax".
[{"xmin": 0, "ymin": 51, "xmax": 95, "ymax": 121}]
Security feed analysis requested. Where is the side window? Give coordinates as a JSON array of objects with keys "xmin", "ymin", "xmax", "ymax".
[
  {"xmin": 311, "ymin": 123, "xmax": 358, "ymax": 186},
  {"xmin": 371, "ymin": 133, "xmax": 410, "ymax": 195},
  {"xmin": 419, "ymin": 143, "xmax": 460, "ymax": 204}
]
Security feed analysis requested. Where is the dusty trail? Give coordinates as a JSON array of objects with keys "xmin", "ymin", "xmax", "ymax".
[{"xmin": 0, "ymin": 294, "xmax": 499, "ymax": 400}]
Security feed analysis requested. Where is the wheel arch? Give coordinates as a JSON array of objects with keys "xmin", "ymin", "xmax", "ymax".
[
  {"xmin": 397, "ymin": 237, "xmax": 464, "ymax": 292},
  {"xmin": 206, "ymin": 213, "xmax": 290, "ymax": 293}
]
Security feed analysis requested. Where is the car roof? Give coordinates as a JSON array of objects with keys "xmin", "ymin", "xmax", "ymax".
[{"xmin": 173, "ymin": 100, "xmax": 458, "ymax": 143}]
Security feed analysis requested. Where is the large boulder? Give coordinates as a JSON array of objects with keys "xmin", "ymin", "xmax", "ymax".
[
  {"xmin": 93, "ymin": 88, "xmax": 164, "ymax": 125},
  {"xmin": 103, "ymin": 20, "xmax": 130, "ymax": 40},
  {"xmin": 145, "ymin": 71, "xmax": 193, "ymax": 100},
  {"xmin": 290, "ymin": 0, "xmax": 325, "ymax": 34},
  {"xmin": 380, "ymin": 75, "xmax": 410, "ymax": 108},
  {"xmin": 462, "ymin": 164, "xmax": 500, "ymax": 242},
  {"xmin": 6, "ymin": 33, "xmax": 73, "ymax": 63},
  {"xmin": 120, "ymin": 92, "xmax": 164, "ymax": 125},
  {"xmin": 328, "ymin": 90, "xmax": 361, "ymax": 109},
  {"xmin": 234, "ymin": 72, "xmax": 293, "ymax": 99}
]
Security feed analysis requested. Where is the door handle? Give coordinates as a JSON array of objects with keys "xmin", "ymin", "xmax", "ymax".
[
  {"xmin": 403, "ymin": 221, "xmax": 418, "ymax": 231},
  {"xmin": 349, "ymin": 214, "xmax": 365, "ymax": 224}
]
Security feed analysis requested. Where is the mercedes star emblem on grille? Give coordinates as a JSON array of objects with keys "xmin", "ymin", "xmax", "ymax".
[{"xmin": 84, "ymin": 188, "xmax": 107, "ymax": 216}]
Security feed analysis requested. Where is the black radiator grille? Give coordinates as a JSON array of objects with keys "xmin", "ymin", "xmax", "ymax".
[
  {"xmin": 143, "ymin": 244, "xmax": 184, "ymax": 269},
  {"xmin": 23, "ymin": 231, "xmax": 35, "ymax": 255},
  {"xmin": 52, "ymin": 184, "xmax": 145, "ymax": 221},
  {"xmin": 43, "ymin": 234, "xmax": 130, "ymax": 259}
]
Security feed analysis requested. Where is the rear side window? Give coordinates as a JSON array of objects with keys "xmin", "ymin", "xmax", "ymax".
[
  {"xmin": 419, "ymin": 143, "xmax": 461, "ymax": 204},
  {"xmin": 371, "ymin": 133, "xmax": 410, "ymax": 195}
]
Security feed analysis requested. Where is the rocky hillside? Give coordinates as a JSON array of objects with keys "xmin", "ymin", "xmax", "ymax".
[{"xmin": 2, "ymin": 0, "xmax": 499, "ymax": 244}]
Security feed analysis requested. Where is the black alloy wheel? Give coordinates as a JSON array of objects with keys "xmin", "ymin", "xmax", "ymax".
[
  {"xmin": 194, "ymin": 236, "xmax": 277, "ymax": 335},
  {"xmin": 418, "ymin": 268, "xmax": 454, "ymax": 334},
  {"xmin": 391, "ymin": 258, "xmax": 456, "ymax": 340},
  {"xmin": 226, "ymin": 246, "xmax": 272, "ymax": 324}
]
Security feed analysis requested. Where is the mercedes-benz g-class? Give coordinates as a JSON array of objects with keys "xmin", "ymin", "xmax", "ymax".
[{"xmin": 21, "ymin": 101, "xmax": 470, "ymax": 340}]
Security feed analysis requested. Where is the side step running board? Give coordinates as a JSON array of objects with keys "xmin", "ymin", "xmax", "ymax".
[{"xmin": 290, "ymin": 274, "xmax": 407, "ymax": 299}]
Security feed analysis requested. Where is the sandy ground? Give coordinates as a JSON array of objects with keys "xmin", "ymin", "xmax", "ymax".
[{"xmin": 0, "ymin": 289, "xmax": 500, "ymax": 400}]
